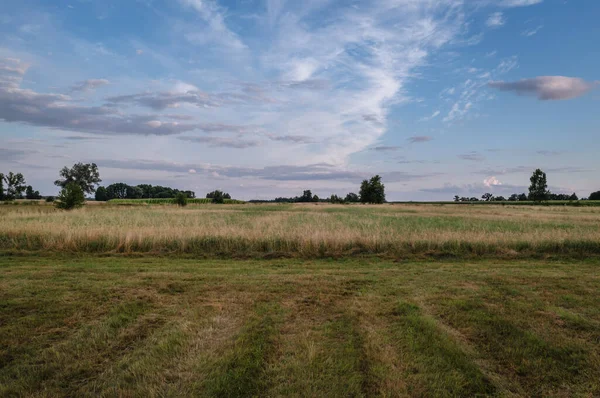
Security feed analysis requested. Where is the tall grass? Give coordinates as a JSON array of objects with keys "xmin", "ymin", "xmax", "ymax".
[{"xmin": 1, "ymin": 203, "xmax": 600, "ymax": 257}]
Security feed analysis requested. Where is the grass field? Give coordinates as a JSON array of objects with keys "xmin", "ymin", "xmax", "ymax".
[
  {"xmin": 1, "ymin": 256, "xmax": 599, "ymax": 396},
  {"xmin": 2, "ymin": 203, "xmax": 599, "ymax": 396},
  {"xmin": 2, "ymin": 203, "xmax": 600, "ymax": 258}
]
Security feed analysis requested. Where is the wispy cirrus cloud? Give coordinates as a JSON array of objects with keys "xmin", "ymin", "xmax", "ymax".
[
  {"xmin": 486, "ymin": 12, "xmax": 505, "ymax": 28},
  {"xmin": 489, "ymin": 76, "xmax": 597, "ymax": 100},
  {"xmin": 407, "ymin": 136, "xmax": 433, "ymax": 144},
  {"xmin": 70, "ymin": 78, "xmax": 109, "ymax": 92}
]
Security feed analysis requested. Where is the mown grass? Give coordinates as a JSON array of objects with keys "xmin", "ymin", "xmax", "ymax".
[
  {"xmin": 2, "ymin": 203, "xmax": 600, "ymax": 258},
  {"xmin": 1, "ymin": 255, "xmax": 599, "ymax": 396}
]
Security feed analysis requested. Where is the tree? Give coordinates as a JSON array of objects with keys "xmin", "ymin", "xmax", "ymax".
[
  {"xmin": 508, "ymin": 194, "xmax": 518, "ymax": 202},
  {"xmin": 589, "ymin": 191, "xmax": 600, "ymax": 201},
  {"xmin": 173, "ymin": 192, "xmax": 188, "ymax": 207},
  {"xmin": 481, "ymin": 193, "xmax": 494, "ymax": 202},
  {"xmin": 518, "ymin": 193, "xmax": 528, "ymax": 201},
  {"xmin": 345, "ymin": 192, "xmax": 359, "ymax": 203},
  {"xmin": 25, "ymin": 185, "xmax": 42, "ymax": 199},
  {"xmin": 106, "ymin": 183, "xmax": 130, "ymax": 199},
  {"xmin": 330, "ymin": 194, "xmax": 344, "ymax": 204},
  {"xmin": 298, "ymin": 190, "xmax": 313, "ymax": 203},
  {"xmin": 569, "ymin": 193, "xmax": 578, "ymax": 201},
  {"xmin": 359, "ymin": 175, "xmax": 385, "ymax": 204},
  {"xmin": 45, "ymin": 196, "xmax": 55, "ymax": 203},
  {"xmin": 56, "ymin": 183, "xmax": 85, "ymax": 210},
  {"xmin": 54, "ymin": 163, "xmax": 101, "ymax": 195},
  {"xmin": 453, "ymin": 195, "xmax": 460, "ymax": 202},
  {"xmin": 95, "ymin": 186, "xmax": 109, "ymax": 201},
  {"xmin": 313, "ymin": 194, "xmax": 319, "ymax": 202},
  {"xmin": 495, "ymin": 196, "xmax": 506, "ymax": 201},
  {"xmin": 528, "ymin": 169, "xmax": 549, "ymax": 202},
  {"xmin": 4, "ymin": 172, "xmax": 27, "ymax": 200},
  {"xmin": 0, "ymin": 173, "xmax": 4, "ymax": 201},
  {"xmin": 211, "ymin": 190, "xmax": 224, "ymax": 204}
]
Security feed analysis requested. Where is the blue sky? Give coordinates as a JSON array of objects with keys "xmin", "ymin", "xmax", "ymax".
[{"xmin": 1, "ymin": 0, "xmax": 598, "ymax": 200}]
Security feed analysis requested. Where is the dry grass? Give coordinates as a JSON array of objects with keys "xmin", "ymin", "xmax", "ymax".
[
  {"xmin": 2, "ymin": 203, "xmax": 600, "ymax": 257},
  {"xmin": 1, "ymin": 256, "xmax": 599, "ymax": 396}
]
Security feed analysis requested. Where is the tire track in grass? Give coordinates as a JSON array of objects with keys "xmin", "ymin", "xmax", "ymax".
[
  {"xmin": 199, "ymin": 302, "xmax": 283, "ymax": 397},
  {"xmin": 434, "ymin": 298, "xmax": 592, "ymax": 396},
  {"xmin": 266, "ymin": 298, "xmax": 372, "ymax": 397},
  {"xmin": 0, "ymin": 300, "xmax": 158, "ymax": 396},
  {"xmin": 388, "ymin": 300, "xmax": 496, "ymax": 397}
]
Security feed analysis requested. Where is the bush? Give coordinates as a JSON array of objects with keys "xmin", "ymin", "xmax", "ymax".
[
  {"xmin": 56, "ymin": 183, "xmax": 85, "ymax": 210},
  {"xmin": 211, "ymin": 190, "xmax": 225, "ymax": 204},
  {"xmin": 45, "ymin": 196, "xmax": 55, "ymax": 203},
  {"xmin": 173, "ymin": 192, "xmax": 188, "ymax": 207}
]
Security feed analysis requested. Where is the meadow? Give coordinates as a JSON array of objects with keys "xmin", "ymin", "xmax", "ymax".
[
  {"xmin": 1, "ymin": 202, "xmax": 600, "ymax": 258},
  {"xmin": 1, "ymin": 203, "xmax": 600, "ymax": 396}
]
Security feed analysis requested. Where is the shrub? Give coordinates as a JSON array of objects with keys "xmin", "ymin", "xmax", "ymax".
[
  {"xmin": 173, "ymin": 192, "xmax": 188, "ymax": 207},
  {"xmin": 45, "ymin": 196, "xmax": 55, "ymax": 203},
  {"xmin": 55, "ymin": 183, "xmax": 85, "ymax": 210}
]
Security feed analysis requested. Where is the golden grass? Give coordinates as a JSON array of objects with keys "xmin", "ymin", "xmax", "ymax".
[{"xmin": 1, "ymin": 203, "xmax": 600, "ymax": 257}]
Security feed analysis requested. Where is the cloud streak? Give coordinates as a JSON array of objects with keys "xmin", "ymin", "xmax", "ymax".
[{"xmin": 489, "ymin": 76, "xmax": 597, "ymax": 100}]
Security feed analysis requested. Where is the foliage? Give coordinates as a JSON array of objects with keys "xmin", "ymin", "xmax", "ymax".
[
  {"xmin": 25, "ymin": 185, "xmax": 42, "ymax": 200},
  {"xmin": 54, "ymin": 163, "xmax": 101, "ymax": 195},
  {"xmin": 345, "ymin": 192, "xmax": 359, "ymax": 203},
  {"xmin": 173, "ymin": 192, "xmax": 188, "ymax": 207},
  {"xmin": 210, "ymin": 190, "xmax": 225, "ymax": 204},
  {"xmin": 95, "ymin": 186, "xmax": 109, "ymax": 202},
  {"xmin": 3, "ymin": 172, "xmax": 27, "ymax": 200},
  {"xmin": 359, "ymin": 175, "xmax": 385, "ymax": 204},
  {"xmin": 55, "ymin": 183, "xmax": 85, "ymax": 210},
  {"xmin": 97, "ymin": 183, "xmax": 195, "ymax": 200},
  {"xmin": 330, "ymin": 194, "xmax": 344, "ymax": 204},
  {"xmin": 588, "ymin": 191, "xmax": 600, "ymax": 201},
  {"xmin": 45, "ymin": 196, "xmax": 55, "ymax": 203},
  {"xmin": 481, "ymin": 193, "xmax": 494, "ymax": 202},
  {"xmin": 0, "ymin": 173, "xmax": 4, "ymax": 201},
  {"xmin": 529, "ymin": 169, "xmax": 549, "ymax": 202},
  {"xmin": 108, "ymin": 198, "xmax": 245, "ymax": 205},
  {"xmin": 206, "ymin": 190, "xmax": 231, "ymax": 201}
]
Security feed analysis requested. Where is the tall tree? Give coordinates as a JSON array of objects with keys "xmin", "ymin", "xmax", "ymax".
[
  {"xmin": 528, "ymin": 169, "xmax": 549, "ymax": 202},
  {"xmin": 106, "ymin": 183, "xmax": 130, "ymax": 199},
  {"xmin": 345, "ymin": 192, "xmax": 359, "ymax": 203},
  {"xmin": 25, "ymin": 185, "xmax": 42, "ymax": 199},
  {"xmin": 0, "ymin": 173, "xmax": 4, "ymax": 201},
  {"xmin": 56, "ymin": 183, "xmax": 85, "ymax": 210},
  {"xmin": 589, "ymin": 191, "xmax": 600, "ymax": 201},
  {"xmin": 481, "ymin": 193, "xmax": 494, "ymax": 201},
  {"xmin": 360, "ymin": 175, "xmax": 385, "ymax": 204},
  {"xmin": 54, "ymin": 163, "xmax": 101, "ymax": 195},
  {"xmin": 4, "ymin": 172, "xmax": 27, "ymax": 200},
  {"xmin": 95, "ymin": 186, "xmax": 109, "ymax": 201}
]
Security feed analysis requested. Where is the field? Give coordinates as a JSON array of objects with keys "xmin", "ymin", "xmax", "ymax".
[
  {"xmin": 1, "ymin": 203, "xmax": 600, "ymax": 396},
  {"xmin": 2, "ymin": 202, "xmax": 600, "ymax": 258}
]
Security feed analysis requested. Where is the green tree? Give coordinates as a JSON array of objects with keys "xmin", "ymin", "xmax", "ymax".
[
  {"xmin": 344, "ymin": 192, "xmax": 359, "ymax": 203},
  {"xmin": 25, "ymin": 185, "xmax": 42, "ymax": 199},
  {"xmin": 4, "ymin": 172, "xmax": 27, "ymax": 200},
  {"xmin": 528, "ymin": 169, "xmax": 549, "ymax": 202},
  {"xmin": 481, "ymin": 193, "xmax": 494, "ymax": 201},
  {"xmin": 0, "ymin": 173, "xmax": 4, "ymax": 201},
  {"xmin": 589, "ymin": 191, "xmax": 600, "ymax": 201},
  {"xmin": 298, "ymin": 190, "xmax": 313, "ymax": 202},
  {"xmin": 211, "ymin": 190, "xmax": 224, "ymax": 204},
  {"xmin": 106, "ymin": 183, "xmax": 130, "ymax": 199},
  {"xmin": 518, "ymin": 193, "xmax": 528, "ymax": 201},
  {"xmin": 569, "ymin": 193, "xmax": 578, "ymax": 201},
  {"xmin": 173, "ymin": 192, "xmax": 188, "ymax": 206},
  {"xmin": 453, "ymin": 195, "xmax": 460, "ymax": 202},
  {"xmin": 95, "ymin": 186, "xmax": 109, "ymax": 201},
  {"xmin": 54, "ymin": 163, "xmax": 101, "ymax": 195},
  {"xmin": 360, "ymin": 175, "xmax": 385, "ymax": 204},
  {"xmin": 56, "ymin": 183, "xmax": 85, "ymax": 210}
]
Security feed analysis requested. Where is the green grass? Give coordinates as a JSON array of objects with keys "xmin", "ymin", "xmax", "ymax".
[{"xmin": 1, "ymin": 255, "xmax": 599, "ymax": 396}]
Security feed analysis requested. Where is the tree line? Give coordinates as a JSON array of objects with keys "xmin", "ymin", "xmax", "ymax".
[
  {"xmin": 94, "ymin": 183, "xmax": 196, "ymax": 202},
  {"xmin": 454, "ymin": 169, "xmax": 596, "ymax": 202},
  {"xmin": 250, "ymin": 175, "xmax": 386, "ymax": 204}
]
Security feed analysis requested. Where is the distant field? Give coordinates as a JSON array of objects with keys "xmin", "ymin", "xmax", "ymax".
[
  {"xmin": 1, "ymin": 256, "xmax": 599, "ymax": 396},
  {"xmin": 1, "ymin": 203, "xmax": 600, "ymax": 258}
]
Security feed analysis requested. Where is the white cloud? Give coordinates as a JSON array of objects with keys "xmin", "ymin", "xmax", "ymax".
[
  {"xmin": 521, "ymin": 25, "xmax": 543, "ymax": 37},
  {"xmin": 486, "ymin": 12, "xmax": 505, "ymax": 28},
  {"xmin": 483, "ymin": 176, "xmax": 502, "ymax": 187}
]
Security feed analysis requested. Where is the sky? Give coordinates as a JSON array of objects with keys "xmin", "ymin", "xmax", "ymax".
[{"xmin": 0, "ymin": 0, "xmax": 598, "ymax": 200}]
